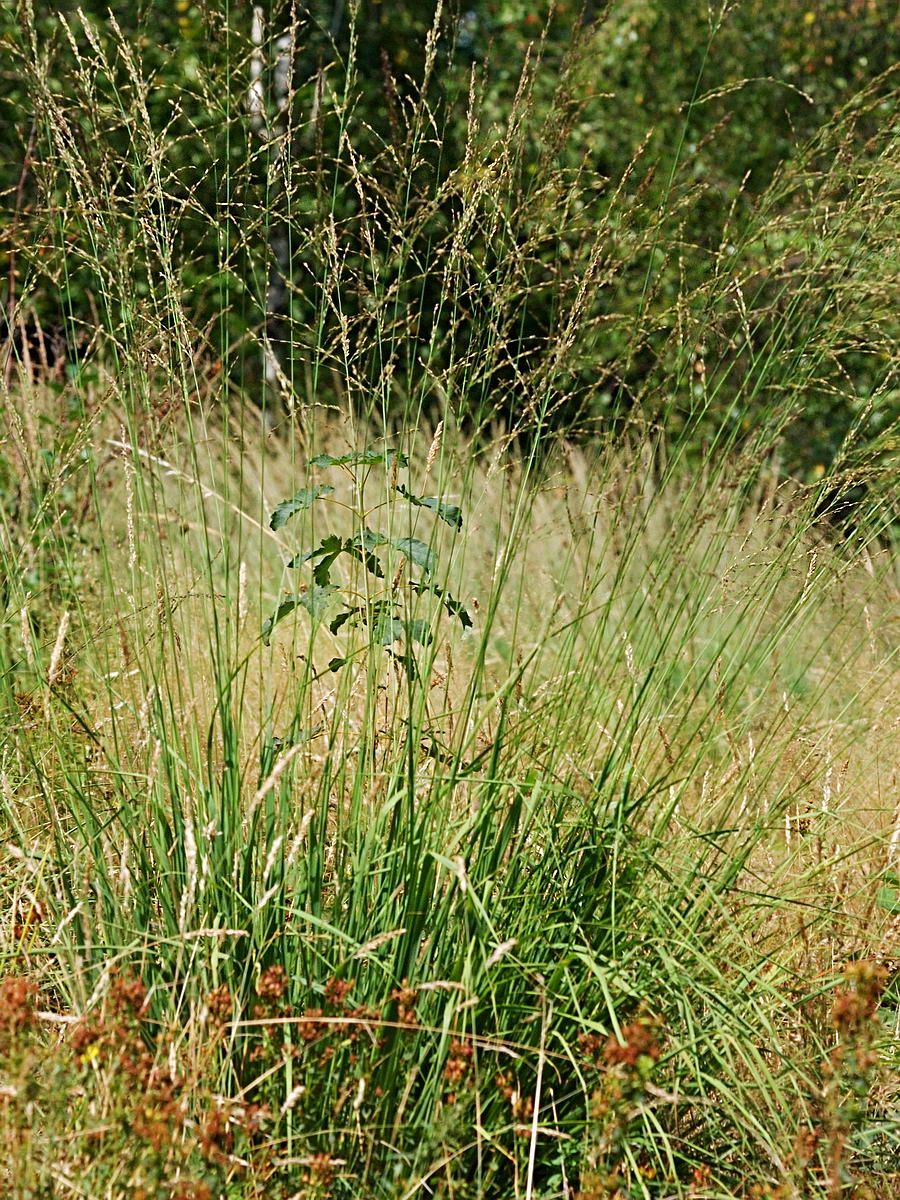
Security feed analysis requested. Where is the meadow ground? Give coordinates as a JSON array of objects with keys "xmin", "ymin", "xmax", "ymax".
[{"xmin": 1, "ymin": 373, "xmax": 898, "ymax": 1198}]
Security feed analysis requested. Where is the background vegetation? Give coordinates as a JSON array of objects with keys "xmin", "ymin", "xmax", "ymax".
[
  {"xmin": 0, "ymin": 2, "xmax": 899, "ymax": 1197},
  {"xmin": 3, "ymin": 0, "xmax": 898, "ymax": 468}
]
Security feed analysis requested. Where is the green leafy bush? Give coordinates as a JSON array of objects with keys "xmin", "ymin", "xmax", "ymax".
[{"xmin": 263, "ymin": 442, "xmax": 471, "ymax": 685}]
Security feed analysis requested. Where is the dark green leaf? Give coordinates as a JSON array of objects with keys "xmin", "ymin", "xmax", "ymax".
[
  {"xmin": 441, "ymin": 592, "xmax": 473, "ymax": 629},
  {"xmin": 392, "ymin": 537, "xmax": 436, "ymax": 576},
  {"xmin": 349, "ymin": 552, "xmax": 385, "ymax": 579},
  {"xmin": 329, "ymin": 608, "xmax": 359, "ymax": 635},
  {"xmin": 299, "ymin": 584, "xmax": 340, "ymax": 622},
  {"xmin": 374, "ymin": 614, "xmax": 405, "ymax": 645},
  {"xmin": 312, "ymin": 560, "xmax": 335, "ymax": 587},
  {"xmin": 357, "ymin": 528, "xmax": 389, "ymax": 551},
  {"xmin": 345, "ymin": 529, "xmax": 386, "ymax": 578},
  {"xmin": 404, "ymin": 619, "xmax": 432, "ymax": 646},
  {"xmin": 309, "ymin": 449, "xmax": 408, "ymax": 469},
  {"xmin": 877, "ymin": 886, "xmax": 900, "ymax": 914},
  {"xmin": 287, "ymin": 533, "xmax": 343, "ymax": 569},
  {"xmin": 389, "ymin": 648, "xmax": 419, "ymax": 682},
  {"xmin": 287, "ymin": 549, "xmax": 318, "ymax": 569},
  {"xmin": 396, "ymin": 484, "xmax": 463, "ymax": 530},
  {"xmin": 262, "ymin": 585, "xmax": 340, "ymax": 643},
  {"xmin": 411, "ymin": 582, "xmax": 474, "ymax": 629},
  {"xmin": 328, "ymin": 656, "xmax": 352, "ymax": 672},
  {"xmin": 262, "ymin": 599, "xmax": 299, "ymax": 645},
  {"xmin": 270, "ymin": 485, "xmax": 334, "ymax": 531},
  {"xmin": 287, "ymin": 534, "xmax": 345, "ymax": 585}
]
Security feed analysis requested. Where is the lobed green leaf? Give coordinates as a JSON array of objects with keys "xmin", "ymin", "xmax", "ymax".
[
  {"xmin": 299, "ymin": 584, "xmax": 340, "ymax": 622},
  {"xmin": 261, "ymin": 598, "xmax": 299, "ymax": 645},
  {"xmin": 269, "ymin": 485, "xmax": 334, "ymax": 531},
  {"xmin": 287, "ymin": 534, "xmax": 345, "ymax": 585},
  {"xmin": 374, "ymin": 614, "xmax": 406, "ymax": 645},
  {"xmin": 404, "ymin": 618, "xmax": 432, "ymax": 646},
  {"xmin": 391, "ymin": 536, "xmax": 436, "ymax": 576},
  {"xmin": 410, "ymin": 582, "xmax": 473, "ymax": 629},
  {"xmin": 261, "ymin": 585, "xmax": 339, "ymax": 643},
  {"xmin": 396, "ymin": 484, "xmax": 463, "ymax": 530}
]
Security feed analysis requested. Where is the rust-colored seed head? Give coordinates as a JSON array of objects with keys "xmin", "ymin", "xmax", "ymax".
[
  {"xmin": 206, "ymin": 984, "xmax": 232, "ymax": 1021},
  {"xmin": 324, "ymin": 976, "xmax": 355, "ymax": 1009},
  {"xmin": 0, "ymin": 976, "xmax": 38, "ymax": 1051},
  {"xmin": 256, "ymin": 964, "xmax": 288, "ymax": 1001}
]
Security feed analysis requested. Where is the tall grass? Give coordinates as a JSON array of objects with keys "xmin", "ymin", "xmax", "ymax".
[{"xmin": 1, "ymin": 4, "xmax": 899, "ymax": 1197}]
